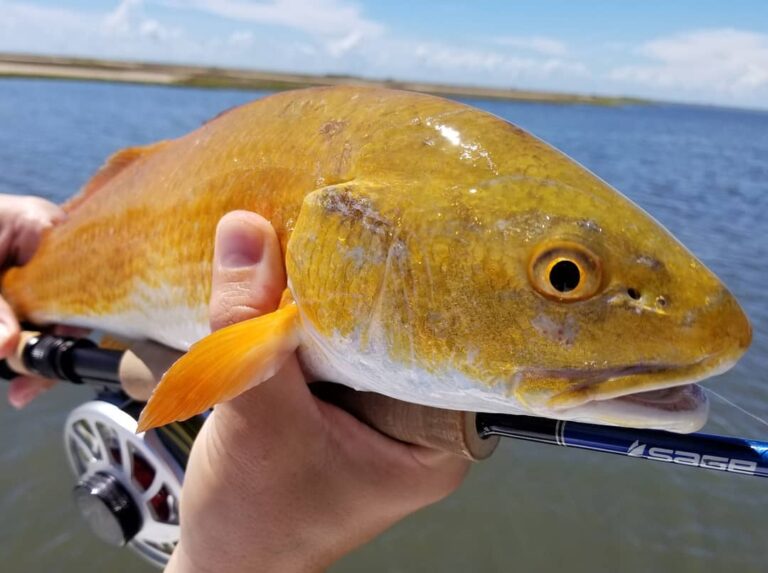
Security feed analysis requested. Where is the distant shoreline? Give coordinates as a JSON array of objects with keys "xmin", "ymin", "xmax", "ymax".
[{"xmin": 0, "ymin": 53, "xmax": 648, "ymax": 107}]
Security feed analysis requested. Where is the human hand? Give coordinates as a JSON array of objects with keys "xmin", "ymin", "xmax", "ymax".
[
  {"xmin": 0, "ymin": 194, "xmax": 65, "ymax": 408},
  {"xmin": 165, "ymin": 211, "xmax": 470, "ymax": 573}
]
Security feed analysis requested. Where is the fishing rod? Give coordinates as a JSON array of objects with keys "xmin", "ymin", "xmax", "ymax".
[{"xmin": 2, "ymin": 331, "xmax": 767, "ymax": 479}]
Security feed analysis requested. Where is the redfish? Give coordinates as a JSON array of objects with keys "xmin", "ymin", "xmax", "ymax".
[{"xmin": 1, "ymin": 87, "xmax": 751, "ymax": 433}]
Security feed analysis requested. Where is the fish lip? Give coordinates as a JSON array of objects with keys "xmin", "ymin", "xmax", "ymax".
[
  {"xmin": 544, "ymin": 352, "xmax": 739, "ymax": 412},
  {"xmin": 612, "ymin": 383, "xmax": 706, "ymax": 412},
  {"xmin": 540, "ymin": 384, "xmax": 711, "ymax": 433}
]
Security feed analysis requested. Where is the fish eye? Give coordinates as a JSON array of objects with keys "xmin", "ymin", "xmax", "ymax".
[
  {"xmin": 528, "ymin": 241, "xmax": 603, "ymax": 302},
  {"xmin": 549, "ymin": 260, "xmax": 580, "ymax": 292}
]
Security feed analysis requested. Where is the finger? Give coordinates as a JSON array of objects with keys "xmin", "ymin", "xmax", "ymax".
[
  {"xmin": 0, "ymin": 197, "xmax": 64, "ymax": 406},
  {"xmin": 7, "ymin": 376, "xmax": 56, "ymax": 409},
  {"xmin": 0, "ymin": 295, "xmax": 20, "ymax": 358},
  {"xmin": 9, "ymin": 197, "xmax": 66, "ymax": 265},
  {"xmin": 205, "ymin": 212, "xmax": 316, "ymax": 445},
  {"xmin": 14, "ymin": 224, "xmax": 50, "ymax": 266},
  {"xmin": 26, "ymin": 196, "xmax": 66, "ymax": 226},
  {"xmin": 406, "ymin": 446, "xmax": 471, "ymax": 504},
  {"xmin": 318, "ymin": 398, "xmax": 471, "ymax": 506},
  {"xmin": 209, "ymin": 211, "xmax": 285, "ymax": 331}
]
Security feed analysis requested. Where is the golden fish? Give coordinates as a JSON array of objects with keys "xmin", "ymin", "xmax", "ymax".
[{"xmin": 1, "ymin": 87, "xmax": 751, "ymax": 433}]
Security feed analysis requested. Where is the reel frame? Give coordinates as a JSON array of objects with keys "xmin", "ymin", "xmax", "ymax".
[{"xmin": 63, "ymin": 400, "xmax": 184, "ymax": 568}]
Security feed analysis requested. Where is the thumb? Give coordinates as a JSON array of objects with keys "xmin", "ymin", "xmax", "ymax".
[
  {"xmin": 205, "ymin": 211, "xmax": 307, "ymax": 441},
  {"xmin": 209, "ymin": 211, "xmax": 286, "ymax": 331}
]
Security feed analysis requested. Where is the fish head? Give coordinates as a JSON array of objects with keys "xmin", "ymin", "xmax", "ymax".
[
  {"xmin": 429, "ymin": 134, "xmax": 752, "ymax": 432},
  {"xmin": 287, "ymin": 114, "xmax": 751, "ymax": 433}
]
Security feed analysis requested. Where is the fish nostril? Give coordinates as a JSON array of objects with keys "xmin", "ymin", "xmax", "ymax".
[{"xmin": 622, "ymin": 288, "xmax": 668, "ymax": 310}]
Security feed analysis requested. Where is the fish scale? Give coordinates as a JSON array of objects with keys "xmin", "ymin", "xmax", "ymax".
[{"xmin": 1, "ymin": 86, "xmax": 751, "ymax": 433}]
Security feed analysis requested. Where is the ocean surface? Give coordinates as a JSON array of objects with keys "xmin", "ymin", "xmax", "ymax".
[{"xmin": 0, "ymin": 78, "xmax": 766, "ymax": 572}]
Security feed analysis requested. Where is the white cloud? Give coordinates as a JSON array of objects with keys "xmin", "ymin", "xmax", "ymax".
[
  {"xmin": 4, "ymin": 2, "xmax": 765, "ymax": 108},
  {"xmin": 103, "ymin": 0, "xmax": 181, "ymax": 42},
  {"xmin": 103, "ymin": 0, "xmax": 141, "ymax": 35},
  {"xmin": 169, "ymin": 0, "xmax": 383, "ymax": 38},
  {"xmin": 325, "ymin": 29, "xmax": 363, "ymax": 57},
  {"xmin": 0, "ymin": 1, "xmax": 100, "ymax": 34},
  {"xmin": 138, "ymin": 19, "xmax": 180, "ymax": 41},
  {"xmin": 610, "ymin": 29, "xmax": 768, "ymax": 100},
  {"xmin": 409, "ymin": 41, "xmax": 586, "ymax": 80},
  {"xmin": 493, "ymin": 35, "xmax": 569, "ymax": 57},
  {"xmin": 0, "ymin": 2, "xmax": 588, "ymax": 91},
  {"xmin": 228, "ymin": 30, "xmax": 254, "ymax": 48},
  {"xmin": 0, "ymin": 1, "xmax": 215, "ymax": 64},
  {"xmin": 0, "ymin": 1, "xmax": 101, "ymax": 54}
]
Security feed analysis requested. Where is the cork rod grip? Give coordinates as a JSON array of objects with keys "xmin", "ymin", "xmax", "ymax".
[
  {"xmin": 313, "ymin": 383, "xmax": 500, "ymax": 461},
  {"xmin": 118, "ymin": 341, "xmax": 182, "ymax": 401}
]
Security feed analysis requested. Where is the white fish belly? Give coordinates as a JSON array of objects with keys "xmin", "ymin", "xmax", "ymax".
[
  {"xmin": 31, "ymin": 281, "xmax": 209, "ymax": 351},
  {"xmin": 296, "ymin": 314, "xmax": 529, "ymax": 415}
]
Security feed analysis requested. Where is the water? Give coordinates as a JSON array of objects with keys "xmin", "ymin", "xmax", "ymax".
[{"xmin": 0, "ymin": 78, "xmax": 766, "ymax": 572}]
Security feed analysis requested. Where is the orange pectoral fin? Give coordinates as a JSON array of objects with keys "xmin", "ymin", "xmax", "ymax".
[{"xmin": 136, "ymin": 303, "xmax": 300, "ymax": 432}]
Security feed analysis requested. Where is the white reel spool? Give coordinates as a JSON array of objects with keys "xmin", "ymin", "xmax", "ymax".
[{"xmin": 63, "ymin": 400, "xmax": 184, "ymax": 568}]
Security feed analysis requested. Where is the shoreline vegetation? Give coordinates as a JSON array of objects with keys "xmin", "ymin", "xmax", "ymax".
[{"xmin": 0, "ymin": 53, "xmax": 648, "ymax": 106}]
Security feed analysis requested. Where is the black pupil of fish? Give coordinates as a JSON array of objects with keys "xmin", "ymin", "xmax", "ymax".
[{"xmin": 549, "ymin": 260, "xmax": 581, "ymax": 292}]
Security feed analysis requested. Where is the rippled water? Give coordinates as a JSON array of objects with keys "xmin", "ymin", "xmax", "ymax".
[{"xmin": 0, "ymin": 79, "xmax": 766, "ymax": 572}]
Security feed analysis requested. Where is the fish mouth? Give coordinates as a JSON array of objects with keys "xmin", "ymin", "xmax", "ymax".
[{"xmin": 533, "ymin": 354, "xmax": 741, "ymax": 433}]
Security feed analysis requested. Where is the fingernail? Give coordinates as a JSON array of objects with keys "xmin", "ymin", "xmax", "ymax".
[
  {"xmin": 8, "ymin": 391, "xmax": 28, "ymax": 410},
  {"xmin": 412, "ymin": 447, "xmax": 454, "ymax": 467},
  {"xmin": 217, "ymin": 219, "xmax": 264, "ymax": 269},
  {"xmin": 8, "ymin": 382, "xmax": 45, "ymax": 410}
]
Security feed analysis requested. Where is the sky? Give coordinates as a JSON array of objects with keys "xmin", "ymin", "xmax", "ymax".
[{"xmin": 1, "ymin": 0, "xmax": 767, "ymax": 109}]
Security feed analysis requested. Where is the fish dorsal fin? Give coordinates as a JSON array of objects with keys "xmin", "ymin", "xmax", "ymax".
[{"xmin": 64, "ymin": 141, "xmax": 169, "ymax": 212}]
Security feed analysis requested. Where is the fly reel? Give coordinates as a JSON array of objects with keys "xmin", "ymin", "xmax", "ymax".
[{"xmin": 63, "ymin": 398, "xmax": 200, "ymax": 568}]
